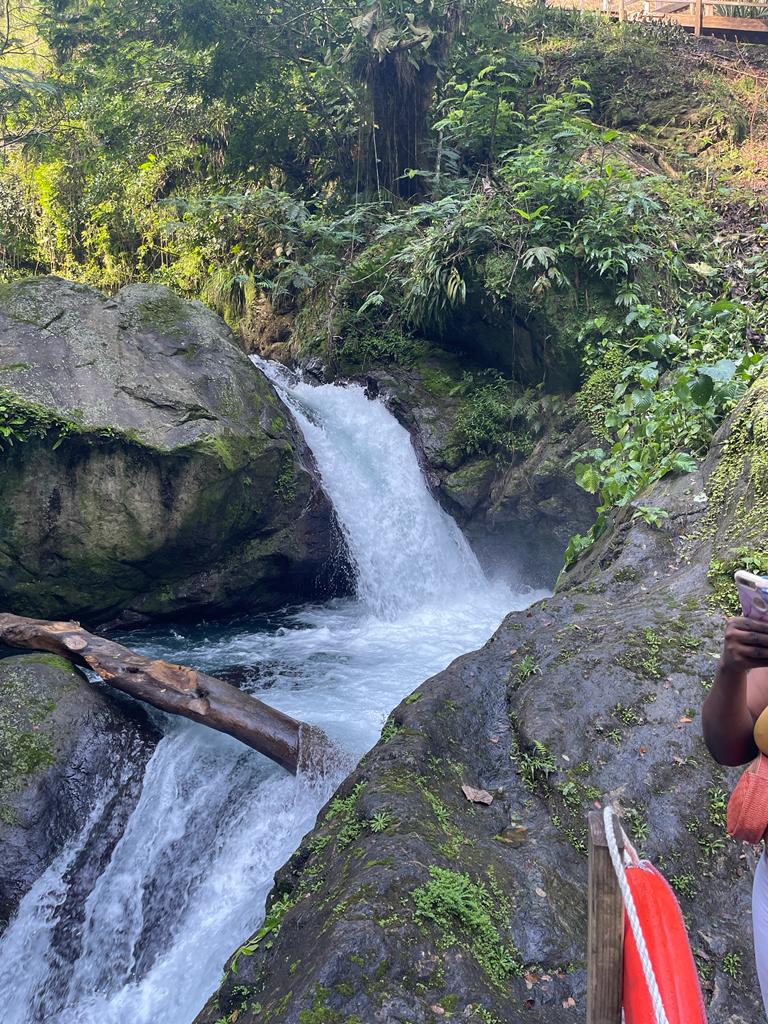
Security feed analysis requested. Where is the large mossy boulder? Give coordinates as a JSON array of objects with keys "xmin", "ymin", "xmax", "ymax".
[
  {"xmin": 194, "ymin": 379, "xmax": 768, "ymax": 1024},
  {"xmin": 0, "ymin": 277, "xmax": 337, "ymax": 625},
  {"xmin": 0, "ymin": 653, "xmax": 158, "ymax": 931}
]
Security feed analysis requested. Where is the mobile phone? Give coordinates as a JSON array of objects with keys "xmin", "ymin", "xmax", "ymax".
[{"xmin": 735, "ymin": 570, "xmax": 768, "ymax": 621}]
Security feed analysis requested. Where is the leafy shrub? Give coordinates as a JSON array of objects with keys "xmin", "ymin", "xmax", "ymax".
[
  {"xmin": 566, "ymin": 349, "xmax": 765, "ymax": 567},
  {"xmin": 452, "ymin": 373, "xmax": 539, "ymax": 459},
  {"xmin": 340, "ymin": 326, "xmax": 426, "ymax": 368},
  {"xmin": 0, "ymin": 388, "xmax": 79, "ymax": 450}
]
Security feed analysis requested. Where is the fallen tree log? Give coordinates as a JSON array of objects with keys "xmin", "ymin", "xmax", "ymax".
[{"xmin": 0, "ymin": 613, "xmax": 331, "ymax": 775}]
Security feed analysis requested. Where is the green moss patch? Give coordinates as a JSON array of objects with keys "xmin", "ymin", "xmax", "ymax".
[
  {"xmin": 136, "ymin": 291, "xmax": 192, "ymax": 338},
  {"xmin": 411, "ymin": 866, "xmax": 523, "ymax": 988},
  {"xmin": 0, "ymin": 662, "xmax": 65, "ymax": 823}
]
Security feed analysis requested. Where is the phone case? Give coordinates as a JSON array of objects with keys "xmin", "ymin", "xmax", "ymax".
[{"xmin": 735, "ymin": 570, "xmax": 768, "ymax": 621}]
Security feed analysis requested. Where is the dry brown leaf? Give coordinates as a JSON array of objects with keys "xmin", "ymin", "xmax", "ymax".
[{"xmin": 461, "ymin": 784, "xmax": 493, "ymax": 805}]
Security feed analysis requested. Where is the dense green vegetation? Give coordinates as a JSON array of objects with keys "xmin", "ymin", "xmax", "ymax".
[{"xmin": 2, "ymin": 0, "xmax": 767, "ymax": 563}]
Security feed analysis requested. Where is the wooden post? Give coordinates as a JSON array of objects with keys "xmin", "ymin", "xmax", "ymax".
[
  {"xmin": 587, "ymin": 810, "xmax": 624, "ymax": 1024},
  {"xmin": 618, "ymin": 0, "xmax": 626, "ymax": 20},
  {"xmin": 694, "ymin": 0, "xmax": 703, "ymax": 33}
]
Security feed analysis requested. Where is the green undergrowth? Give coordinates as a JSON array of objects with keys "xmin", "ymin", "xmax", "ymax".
[
  {"xmin": 337, "ymin": 325, "xmax": 428, "ymax": 370},
  {"xmin": 565, "ymin": 299, "xmax": 767, "ymax": 568},
  {"xmin": 698, "ymin": 376, "xmax": 768, "ymax": 610},
  {"xmin": 618, "ymin": 623, "xmax": 701, "ymax": 679},
  {"xmin": 0, "ymin": 386, "xmax": 83, "ymax": 450},
  {"xmin": 509, "ymin": 726, "xmax": 595, "ymax": 853},
  {"xmin": 450, "ymin": 373, "xmax": 545, "ymax": 461},
  {"xmin": 230, "ymin": 893, "xmax": 296, "ymax": 975}
]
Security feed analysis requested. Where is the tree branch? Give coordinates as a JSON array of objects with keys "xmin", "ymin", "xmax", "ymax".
[{"xmin": 0, "ymin": 612, "xmax": 334, "ymax": 775}]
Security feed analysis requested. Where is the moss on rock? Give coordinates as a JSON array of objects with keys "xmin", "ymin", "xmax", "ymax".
[
  {"xmin": 0, "ymin": 277, "xmax": 339, "ymax": 623},
  {"xmin": 0, "ymin": 663, "xmax": 61, "ymax": 824}
]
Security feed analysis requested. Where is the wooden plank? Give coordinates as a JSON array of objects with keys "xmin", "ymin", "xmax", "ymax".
[
  {"xmin": 694, "ymin": 0, "xmax": 703, "ymax": 33},
  {"xmin": 587, "ymin": 810, "xmax": 624, "ymax": 1024},
  {"xmin": 619, "ymin": 0, "xmax": 626, "ymax": 20},
  {"xmin": 662, "ymin": 9, "xmax": 768, "ymax": 26},
  {"xmin": 703, "ymin": 12, "xmax": 768, "ymax": 25}
]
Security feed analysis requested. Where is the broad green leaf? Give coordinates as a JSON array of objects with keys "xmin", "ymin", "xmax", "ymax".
[{"xmin": 574, "ymin": 463, "xmax": 601, "ymax": 494}]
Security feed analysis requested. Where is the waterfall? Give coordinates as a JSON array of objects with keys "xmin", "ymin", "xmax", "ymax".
[
  {"xmin": 0, "ymin": 361, "xmax": 544, "ymax": 1024},
  {"xmin": 255, "ymin": 357, "xmax": 486, "ymax": 618}
]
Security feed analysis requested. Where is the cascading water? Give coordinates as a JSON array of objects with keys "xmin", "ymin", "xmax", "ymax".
[
  {"xmin": 0, "ymin": 361, "xmax": 545, "ymax": 1024},
  {"xmin": 259, "ymin": 358, "xmax": 487, "ymax": 618}
]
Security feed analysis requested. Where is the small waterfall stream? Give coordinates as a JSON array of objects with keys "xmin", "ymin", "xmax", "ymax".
[{"xmin": 0, "ymin": 362, "xmax": 545, "ymax": 1024}]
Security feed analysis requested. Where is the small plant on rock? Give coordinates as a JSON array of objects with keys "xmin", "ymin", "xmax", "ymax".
[
  {"xmin": 369, "ymin": 809, "xmax": 396, "ymax": 833},
  {"xmin": 518, "ymin": 740, "xmax": 556, "ymax": 791},
  {"xmin": 722, "ymin": 950, "xmax": 743, "ymax": 981}
]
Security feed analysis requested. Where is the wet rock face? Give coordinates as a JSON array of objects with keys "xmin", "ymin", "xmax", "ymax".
[
  {"xmin": 0, "ymin": 276, "xmax": 339, "ymax": 625},
  {"xmin": 0, "ymin": 654, "xmax": 159, "ymax": 933},
  {"xmin": 194, "ymin": 381, "xmax": 768, "ymax": 1024}
]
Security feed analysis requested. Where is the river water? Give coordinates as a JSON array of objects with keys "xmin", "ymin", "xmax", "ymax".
[{"xmin": 0, "ymin": 360, "xmax": 545, "ymax": 1023}]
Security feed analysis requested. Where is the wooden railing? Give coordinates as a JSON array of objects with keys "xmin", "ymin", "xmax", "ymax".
[{"xmin": 550, "ymin": 0, "xmax": 768, "ymax": 36}]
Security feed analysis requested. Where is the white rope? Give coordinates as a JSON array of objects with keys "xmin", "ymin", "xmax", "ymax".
[{"xmin": 603, "ymin": 805, "xmax": 671, "ymax": 1024}]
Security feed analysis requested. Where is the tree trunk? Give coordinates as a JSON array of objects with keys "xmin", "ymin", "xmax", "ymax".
[
  {"xmin": 358, "ymin": 2, "xmax": 463, "ymax": 198},
  {"xmin": 0, "ymin": 613, "xmax": 333, "ymax": 775},
  {"xmin": 367, "ymin": 52, "xmax": 438, "ymax": 197}
]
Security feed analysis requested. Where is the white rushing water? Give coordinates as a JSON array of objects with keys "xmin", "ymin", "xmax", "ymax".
[{"xmin": 0, "ymin": 361, "xmax": 544, "ymax": 1024}]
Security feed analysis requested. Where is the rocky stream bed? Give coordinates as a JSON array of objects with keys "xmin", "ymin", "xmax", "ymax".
[{"xmin": 0, "ymin": 276, "xmax": 764, "ymax": 1024}]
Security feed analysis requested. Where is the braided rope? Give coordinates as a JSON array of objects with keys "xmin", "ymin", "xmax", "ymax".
[{"xmin": 603, "ymin": 805, "xmax": 670, "ymax": 1024}]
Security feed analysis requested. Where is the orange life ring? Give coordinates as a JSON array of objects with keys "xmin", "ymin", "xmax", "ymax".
[{"xmin": 622, "ymin": 861, "xmax": 707, "ymax": 1024}]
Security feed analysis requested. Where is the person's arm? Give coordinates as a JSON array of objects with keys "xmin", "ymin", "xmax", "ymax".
[{"xmin": 703, "ymin": 617, "xmax": 768, "ymax": 766}]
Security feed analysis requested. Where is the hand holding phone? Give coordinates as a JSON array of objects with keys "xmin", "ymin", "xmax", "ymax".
[{"xmin": 735, "ymin": 570, "xmax": 768, "ymax": 622}]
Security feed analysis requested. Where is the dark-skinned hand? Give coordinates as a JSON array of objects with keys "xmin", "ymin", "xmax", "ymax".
[{"xmin": 721, "ymin": 616, "xmax": 768, "ymax": 671}]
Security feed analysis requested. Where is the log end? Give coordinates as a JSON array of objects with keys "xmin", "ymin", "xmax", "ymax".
[{"xmin": 63, "ymin": 635, "xmax": 89, "ymax": 652}]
